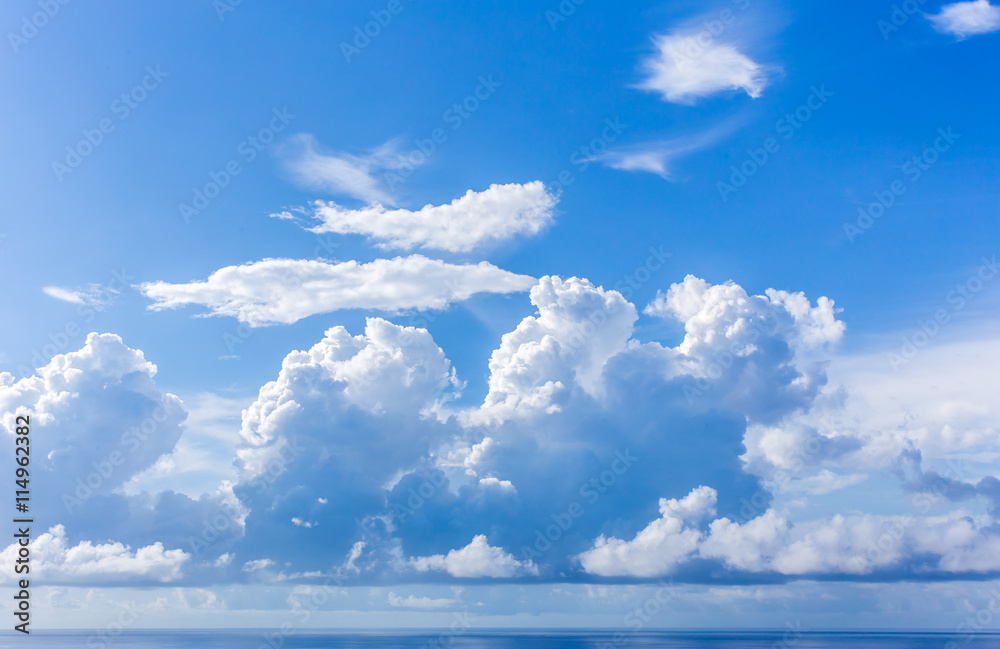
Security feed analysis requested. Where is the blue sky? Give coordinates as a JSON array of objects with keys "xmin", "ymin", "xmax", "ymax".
[{"xmin": 2, "ymin": 0, "xmax": 1000, "ymax": 631}]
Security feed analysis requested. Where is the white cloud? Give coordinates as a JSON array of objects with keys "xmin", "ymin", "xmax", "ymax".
[
  {"xmin": 138, "ymin": 256, "xmax": 536, "ymax": 327},
  {"xmin": 282, "ymin": 134, "xmax": 417, "ymax": 205},
  {"xmin": 644, "ymin": 275, "xmax": 844, "ymax": 423},
  {"xmin": 121, "ymin": 391, "xmax": 246, "ymax": 499},
  {"xmin": 700, "ymin": 509, "xmax": 791, "ymax": 572},
  {"xmin": 472, "ymin": 276, "xmax": 637, "ymax": 424},
  {"xmin": 595, "ymin": 141, "xmax": 704, "ymax": 179},
  {"xmin": 306, "ymin": 182, "xmax": 557, "ymax": 253},
  {"xmin": 593, "ymin": 122, "xmax": 741, "ymax": 180},
  {"xmin": 577, "ymin": 486, "xmax": 718, "ymax": 577},
  {"xmin": 387, "ymin": 592, "xmax": 457, "ymax": 609},
  {"xmin": 778, "ymin": 469, "xmax": 868, "ymax": 496},
  {"xmin": 0, "ymin": 332, "xmax": 186, "ymax": 501},
  {"xmin": 242, "ymin": 559, "xmax": 275, "ymax": 572},
  {"xmin": 42, "ymin": 284, "xmax": 120, "ymax": 310},
  {"xmin": 42, "ymin": 286, "xmax": 86, "ymax": 304},
  {"xmin": 343, "ymin": 541, "xmax": 365, "ymax": 574},
  {"xmin": 929, "ymin": 0, "xmax": 1000, "ymax": 38},
  {"xmin": 0, "ymin": 525, "xmax": 189, "ymax": 583},
  {"xmin": 645, "ymin": 277, "xmax": 845, "ymax": 354},
  {"xmin": 410, "ymin": 535, "xmax": 539, "ymax": 578},
  {"xmin": 580, "ymin": 492, "xmax": 1000, "ymax": 578},
  {"xmin": 231, "ymin": 317, "xmax": 463, "ymax": 565},
  {"xmin": 478, "ymin": 476, "xmax": 516, "ymax": 493},
  {"xmin": 741, "ymin": 334, "xmax": 1000, "ymax": 487},
  {"xmin": 240, "ymin": 317, "xmax": 459, "ymax": 454},
  {"xmin": 638, "ymin": 32, "xmax": 770, "ymax": 104}
]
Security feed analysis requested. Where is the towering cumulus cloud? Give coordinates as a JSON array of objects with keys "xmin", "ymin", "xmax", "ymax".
[
  {"xmin": 6, "ymin": 274, "xmax": 1000, "ymax": 587},
  {"xmin": 0, "ymin": 334, "xmax": 240, "ymax": 584},
  {"xmin": 218, "ymin": 274, "xmax": 842, "ymax": 581}
]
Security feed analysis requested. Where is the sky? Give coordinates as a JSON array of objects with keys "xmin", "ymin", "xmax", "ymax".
[{"xmin": 1, "ymin": 0, "xmax": 1000, "ymax": 632}]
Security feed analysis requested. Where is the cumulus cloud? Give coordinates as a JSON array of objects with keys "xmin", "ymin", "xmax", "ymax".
[
  {"xmin": 929, "ymin": 0, "xmax": 1000, "ymax": 38},
  {"xmin": 231, "ymin": 317, "xmax": 465, "ymax": 572},
  {"xmin": 741, "ymin": 335, "xmax": 1000, "ymax": 490},
  {"xmin": 644, "ymin": 275, "xmax": 844, "ymax": 423},
  {"xmin": 282, "ymin": 134, "xmax": 416, "ymax": 205},
  {"xmin": 304, "ymin": 182, "xmax": 557, "ymax": 253},
  {"xmin": 240, "ymin": 318, "xmax": 459, "ymax": 451},
  {"xmin": 0, "ymin": 525, "xmax": 188, "ymax": 584},
  {"xmin": 0, "ymin": 332, "xmax": 186, "ymax": 503},
  {"xmin": 472, "ymin": 276, "xmax": 638, "ymax": 424},
  {"xmin": 138, "ymin": 256, "xmax": 536, "ymax": 326},
  {"xmin": 32, "ymin": 274, "xmax": 1000, "ymax": 587},
  {"xmin": 0, "ymin": 333, "xmax": 247, "ymax": 574},
  {"xmin": 242, "ymin": 559, "xmax": 276, "ymax": 573},
  {"xmin": 579, "ymin": 488, "xmax": 1000, "ymax": 578},
  {"xmin": 638, "ymin": 32, "xmax": 770, "ymax": 103},
  {"xmin": 409, "ymin": 535, "xmax": 539, "ymax": 578},
  {"xmin": 577, "ymin": 486, "xmax": 717, "ymax": 577}
]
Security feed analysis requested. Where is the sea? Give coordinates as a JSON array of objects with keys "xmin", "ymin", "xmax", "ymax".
[{"xmin": 0, "ymin": 631, "xmax": 997, "ymax": 648}]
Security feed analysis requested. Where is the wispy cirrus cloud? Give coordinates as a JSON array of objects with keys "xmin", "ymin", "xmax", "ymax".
[
  {"xmin": 281, "ymin": 134, "xmax": 418, "ymax": 205},
  {"xmin": 42, "ymin": 284, "xmax": 120, "ymax": 310},
  {"xmin": 592, "ymin": 121, "xmax": 742, "ymax": 180},
  {"xmin": 929, "ymin": 0, "xmax": 1000, "ymax": 38}
]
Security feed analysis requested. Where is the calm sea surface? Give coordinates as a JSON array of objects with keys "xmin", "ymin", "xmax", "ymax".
[{"xmin": 0, "ymin": 631, "xmax": 997, "ymax": 648}]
